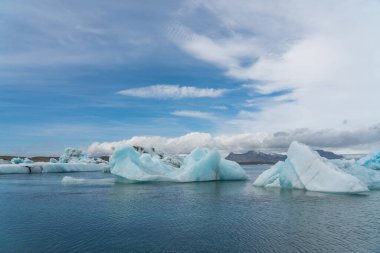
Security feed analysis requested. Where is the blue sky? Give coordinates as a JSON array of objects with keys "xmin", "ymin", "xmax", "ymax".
[{"xmin": 1, "ymin": 0, "xmax": 380, "ymax": 155}]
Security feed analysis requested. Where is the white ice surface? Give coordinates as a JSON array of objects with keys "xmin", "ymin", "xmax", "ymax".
[
  {"xmin": 0, "ymin": 163, "xmax": 108, "ymax": 174},
  {"xmin": 61, "ymin": 176, "xmax": 115, "ymax": 185},
  {"xmin": 110, "ymin": 146, "xmax": 248, "ymax": 183},
  {"xmin": 254, "ymin": 141, "xmax": 369, "ymax": 193}
]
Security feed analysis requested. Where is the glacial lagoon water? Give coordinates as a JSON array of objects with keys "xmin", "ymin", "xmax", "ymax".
[{"xmin": 1, "ymin": 165, "xmax": 380, "ymax": 253}]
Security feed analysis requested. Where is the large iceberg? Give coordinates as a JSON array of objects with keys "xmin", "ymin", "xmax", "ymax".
[
  {"xmin": 358, "ymin": 152, "xmax": 380, "ymax": 170},
  {"xmin": 110, "ymin": 146, "xmax": 248, "ymax": 183},
  {"xmin": 254, "ymin": 141, "xmax": 369, "ymax": 193}
]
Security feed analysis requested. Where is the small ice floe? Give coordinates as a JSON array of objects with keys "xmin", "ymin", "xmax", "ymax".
[{"xmin": 61, "ymin": 176, "xmax": 115, "ymax": 186}]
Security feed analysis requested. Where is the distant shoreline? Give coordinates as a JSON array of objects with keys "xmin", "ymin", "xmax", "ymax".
[
  {"xmin": 0, "ymin": 155, "xmax": 274, "ymax": 165},
  {"xmin": 0, "ymin": 156, "xmax": 110, "ymax": 162},
  {"xmin": 237, "ymin": 161, "xmax": 277, "ymax": 165},
  {"xmin": 0, "ymin": 156, "xmax": 58, "ymax": 162}
]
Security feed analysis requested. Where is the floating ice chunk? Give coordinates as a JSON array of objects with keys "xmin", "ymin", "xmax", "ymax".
[
  {"xmin": 0, "ymin": 164, "xmax": 31, "ymax": 174},
  {"xmin": 358, "ymin": 152, "xmax": 380, "ymax": 170},
  {"xmin": 174, "ymin": 148, "xmax": 222, "ymax": 182},
  {"xmin": 331, "ymin": 159, "xmax": 380, "ymax": 190},
  {"xmin": 0, "ymin": 164, "xmax": 43, "ymax": 174},
  {"xmin": 49, "ymin": 158, "xmax": 58, "ymax": 163},
  {"xmin": 10, "ymin": 157, "xmax": 23, "ymax": 164},
  {"xmin": 110, "ymin": 146, "xmax": 247, "ymax": 183},
  {"xmin": 59, "ymin": 148, "xmax": 88, "ymax": 163},
  {"xmin": 58, "ymin": 148, "xmax": 108, "ymax": 164},
  {"xmin": 61, "ymin": 176, "xmax": 115, "ymax": 185},
  {"xmin": 254, "ymin": 142, "xmax": 368, "ymax": 193},
  {"xmin": 0, "ymin": 163, "xmax": 108, "ymax": 174},
  {"xmin": 110, "ymin": 147, "xmax": 178, "ymax": 182},
  {"xmin": 23, "ymin": 158, "xmax": 33, "ymax": 164},
  {"xmin": 41, "ymin": 163, "xmax": 108, "ymax": 173},
  {"xmin": 11, "ymin": 157, "xmax": 33, "ymax": 164},
  {"xmin": 62, "ymin": 176, "xmax": 86, "ymax": 184}
]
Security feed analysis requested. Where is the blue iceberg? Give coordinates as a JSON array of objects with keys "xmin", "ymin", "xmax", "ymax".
[
  {"xmin": 358, "ymin": 152, "xmax": 380, "ymax": 170},
  {"xmin": 254, "ymin": 141, "xmax": 369, "ymax": 193},
  {"xmin": 110, "ymin": 146, "xmax": 248, "ymax": 183},
  {"xmin": 11, "ymin": 157, "xmax": 33, "ymax": 164}
]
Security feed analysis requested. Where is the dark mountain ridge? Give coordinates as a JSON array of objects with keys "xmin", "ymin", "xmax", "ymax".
[{"xmin": 226, "ymin": 149, "xmax": 344, "ymax": 164}]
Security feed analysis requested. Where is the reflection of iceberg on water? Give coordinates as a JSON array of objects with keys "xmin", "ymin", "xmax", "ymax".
[
  {"xmin": 254, "ymin": 141, "xmax": 373, "ymax": 193},
  {"xmin": 110, "ymin": 146, "xmax": 248, "ymax": 183}
]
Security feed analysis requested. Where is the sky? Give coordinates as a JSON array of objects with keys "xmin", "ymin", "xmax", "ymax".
[{"xmin": 1, "ymin": 0, "xmax": 380, "ymax": 156}]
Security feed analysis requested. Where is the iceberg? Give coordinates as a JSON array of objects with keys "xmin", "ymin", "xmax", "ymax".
[
  {"xmin": 358, "ymin": 152, "xmax": 380, "ymax": 170},
  {"xmin": 10, "ymin": 157, "xmax": 24, "ymax": 164},
  {"xmin": 330, "ymin": 159, "xmax": 380, "ymax": 190},
  {"xmin": 11, "ymin": 157, "xmax": 33, "ymax": 164},
  {"xmin": 0, "ymin": 164, "xmax": 36, "ymax": 174},
  {"xmin": 61, "ymin": 176, "xmax": 115, "ymax": 186},
  {"xmin": 254, "ymin": 141, "xmax": 369, "ymax": 193},
  {"xmin": 0, "ymin": 163, "xmax": 108, "ymax": 174},
  {"xmin": 49, "ymin": 158, "xmax": 58, "ymax": 163},
  {"xmin": 0, "ymin": 148, "xmax": 109, "ymax": 174},
  {"xmin": 0, "ymin": 159, "xmax": 10, "ymax": 164},
  {"xmin": 59, "ymin": 148, "xmax": 88, "ymax": 163},
  {"xmin": 40, "ymin": 163, "xmax": 108, "ymax": 173},
  {"xmin": 59, "ymin": 148, "xmax": 107, "ymax": 164},
  {"xmin": 110, "ymin": 146, "xmax": 248, "ymax": 183}
]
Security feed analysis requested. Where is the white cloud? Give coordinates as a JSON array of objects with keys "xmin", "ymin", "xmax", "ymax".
[
  {"xmin": 211, "ymin": 105, "xmax": 228, "ymax": 110},
  {"xmin": 117, "ymin": 85, "xmax": 228, "ymax": 99},
  {"xmin": 169, "ymin": 25, "xmax": 264, "ymax": 73},
  {"xmin": 171, "ymin": 110, "xmax": 216, "ymax": 120},
  {"xmin": 171, "ymin": 0, "xmax": 380, "ymax": 131},
  {"xmin": 88, "ymin": 124, "xmax": 380, "ymax": 156}
]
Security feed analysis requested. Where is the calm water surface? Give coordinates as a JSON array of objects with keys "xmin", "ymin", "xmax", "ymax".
[{"xmin": 1, "ymin": 165, "xmax": 380, "ymax": 253}]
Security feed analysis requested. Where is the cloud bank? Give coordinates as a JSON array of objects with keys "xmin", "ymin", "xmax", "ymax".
[{"xmin": 88, "ymin": 124, "xmax": 380, "ymax": 156}]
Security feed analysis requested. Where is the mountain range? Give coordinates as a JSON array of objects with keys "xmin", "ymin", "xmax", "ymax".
[{"xmin": 226, "ymin": 149, "xmax": 343, "ymax": 164}]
